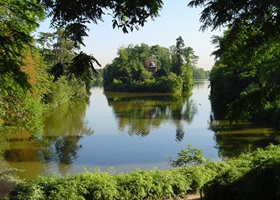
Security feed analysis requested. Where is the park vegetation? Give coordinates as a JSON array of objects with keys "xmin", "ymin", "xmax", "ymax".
[
  {"xmin": 0, "ymin": 0, "xmax": 206, "ymax": 134},
  {"xmin": 0, "ymin": 0, "xmax": 163, "ymax": 135},
  {"xmin": 103, "ymin": 36, "xmax": 197, "ymax": 94},
  {"xmin": 210, "ymin": 27, "xmax": 280, "ymax": 126},
  {"xmin": 188, "ymin": 0, "xmax": 280, "ymax": 126},
  {"xmin": 1, "ymin": 0, "xmax": 280, "ymax": 199}
]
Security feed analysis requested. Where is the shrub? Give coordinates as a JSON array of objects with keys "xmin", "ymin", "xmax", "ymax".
[
  {"xmin": 0, "ymin": 72, "xmax": 44, "ymax": 135},
  {"xmin": 8, "ymin": 168, "xmax": 202, "ymax": 200},
  {"xmin": 203, "ymin": 145, "xmax": 280, "ymax": 200},
  {"xmin": 43, "ymin": 75, "xmax": 88, "ymax": 110},
  {"xmin": 156, "ymin": 73, "xmax": 183, "ymax": 93},
  {"xmin": 43, "ymin": 76, "xmax": 72, "ymax": 109},
  {"xmin": 72, "ymin": 171, "xmax": 118, "ymax": 200},
  {"xmin": 116, "ymin": 171, "xmax": 154, "ymax": 200},
  {"xmin": 67, "ymin": 76, "xmax": 88, "ymax": 100},
  {"xmin": 169, "ymin": 145, "xmax": 209, "ymax": 167}
]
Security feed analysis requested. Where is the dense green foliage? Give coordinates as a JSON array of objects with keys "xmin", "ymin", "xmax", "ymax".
[
  {"xmin": 2, "ymin": 1, "xmax": 280, "ymax": 199},
  {"xmin": 0, "ymin": 0, "xmax": 44, "ymax": 134},
  {"xmin": 0, "ymin": 0, "xmax": 44, "ymax": 87},
  {"xmin": 103, "ymin": 37, "xmax": 197, "ymax": 93},
  {"xmin": 6, "ymin": 145, "xmax": 280, "ymax": 200},
  {"xmin": 203, "ymin": 145, "xmax": 280, "ymax": 200},
  {"xmin": 169, "ymin": 145, "xmax": 209, "ymax": 167},
  {"xmin": 1, "ymin": 0, "xmax": 164, "ymax": 134},
  {"xmin": 190, "ymin": 0, "xmax": 280, "ymax": 124},
  {"xmin": 0, "ymin": 33, "xmax": 89, "ymax": 134},
  {"xmin": 7, "ymin": 169, "xmax": 196, "ymax": 200},
  {"xmin": 209, "ymin": 25, "xmax": 280, "ymax": 123}
]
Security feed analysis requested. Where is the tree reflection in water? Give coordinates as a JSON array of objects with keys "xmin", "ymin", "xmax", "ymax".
[
  {"xmin": 3, "ymin": 100, "xmax": 94, "ymax": 172},
  {"xmin": 40, "ymin": 101, "xmax": 93, "ymax": 164},
  {"xmin": 104, "ymin": 91, "xmax": 197, "ymax": 141},
  {"xmin": 208, "ymin": 119, "xmax": 280, "ymax": 159}
]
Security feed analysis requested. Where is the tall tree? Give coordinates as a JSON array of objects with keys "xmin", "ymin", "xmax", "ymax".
[
  {"xmin": 171, "ymin": 36, "xmax": 194, "ymax": 91},
  {"xmin": 171, "ymin": 36, "xmax": 185, "ymax": 76},
  {"xmin": 1, "ymin": 0, "xmax": 163, "ymax": 88},
  {"xmin": 1, "ymin": 0, "xmax": 163, "ymax": 134},
  {"xmin": 37, "ymin": 28, "xmax": 80, "ymax": 80},
  {"xmin": 37, "ymin": 29, "xmax": 79, "ymax": 65},
  {"xmin": 210, "ymin": 26, "xmax": 280, "ymax": 122},
  {"xmin": 189, "ymin": 0, "xmax": 280, "ymax": 122},
  {"xmin": 0, "ymin": 0, "xmax": 45, "ymax": 133},
  {"xmin": 0, "ymin": 0, "xmax": 44, "ymax": 88}
]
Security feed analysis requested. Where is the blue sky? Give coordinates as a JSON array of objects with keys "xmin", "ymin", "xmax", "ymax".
[{"xmin": 38, "ymin": 0, "xmax": 223, "ymax": 70}]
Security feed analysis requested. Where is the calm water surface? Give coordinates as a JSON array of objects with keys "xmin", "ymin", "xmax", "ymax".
[{"xmin": 1, "ymin": 80, "xmax": 279, "ymax": 179}]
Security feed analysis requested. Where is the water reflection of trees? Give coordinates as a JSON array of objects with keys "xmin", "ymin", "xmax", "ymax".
[
  {"xmin": 4, "ymin": 101, "xmax": 93, "ymax": 167},
  {"xmin": 208, "ymin": 120, "xmax": 280, "ymax": 159},
  {"xmin": 104, "ymin": 92, "xmax": 197, "ymax": 141},
  {"xmin": 40, "ymin": 101, "xmax": 93, "ymax": 164}
]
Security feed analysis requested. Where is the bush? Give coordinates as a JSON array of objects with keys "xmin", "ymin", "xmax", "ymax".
[
  {"xmin": 0, "ymin": 72, "xmax": 44, "ymax": 135},
  {"xmin": 169, "ymin": 145, "xmax": 209, "ymax": 167},
  {"xmin": 155, "ymin": 73, "xmax": 183, "ymax": 93},
  {"xmin": 8, "ymin": 168, "xmax": 206, "ymax": 200},
  {"xmin": 203, "ymin": 145, "xmax": 280, "ymax": 200},
  {"xmin": 43, "ymin": 75, "xmax": 88, "ymax": 110},
  {"xmin": 43, "ymin": 76, "xmax": 72, "ymax": 109},
  {"xmin": 67, "ymin": 76, "xmax": 88, "ymax": 100},
  {"xmin": 203, "ymin": 165, "xmax": 246, "ymax": 200},
  {"xmin": 75, "ymin": 171, "xmax": 118, "ymax": 200}
]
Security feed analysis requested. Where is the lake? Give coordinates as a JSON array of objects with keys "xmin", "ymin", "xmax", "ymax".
[{"xmin": 1, "ymin": 80, "xmax": 279, "ymax": 179}]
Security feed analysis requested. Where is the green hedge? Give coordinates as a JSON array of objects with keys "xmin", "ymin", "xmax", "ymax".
[{"xmin": 8, "ymin": 167, "xmax": 215, "ymax": 200}]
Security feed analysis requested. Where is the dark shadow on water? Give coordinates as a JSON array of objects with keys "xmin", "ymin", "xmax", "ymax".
[{"xmin": 209, "ymin": 119, "xmax": 280, "ymax": 158}]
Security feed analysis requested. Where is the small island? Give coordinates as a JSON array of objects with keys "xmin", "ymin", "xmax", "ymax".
[{"xmin": 103, "ymin": 36, "xmax": 207, "ymax": 94}]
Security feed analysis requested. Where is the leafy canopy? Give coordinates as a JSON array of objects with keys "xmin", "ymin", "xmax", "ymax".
[
  {"xmin": 42, "ymin": 0, "xmax": 163, "ymax": 46},
  {"xmin": 0, "ymin": 0, "xmax": 45, "ymax": 87},
  {"xmin": 194, "ymin": 0, "xmax": 280, "ymax": 122},
  {"xmin": 188, "ymin": 0, "xmax": 280, "ymax": 53}
]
